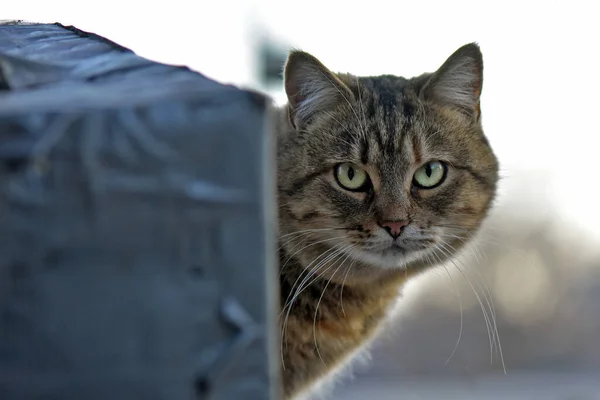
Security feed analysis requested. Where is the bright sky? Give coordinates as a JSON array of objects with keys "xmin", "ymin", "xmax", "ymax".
[{"xmin": 4, "ymin": 0, "xmax": 600, "ymax": 238}]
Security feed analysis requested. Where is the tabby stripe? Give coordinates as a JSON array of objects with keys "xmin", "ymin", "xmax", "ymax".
[
  {"xmin": 285, "ymin": 168, "xmax": 329, "ymax": 196},
  {"xmin": 454, "ymin": 165, "xmax": 492, "ymax": 188}
]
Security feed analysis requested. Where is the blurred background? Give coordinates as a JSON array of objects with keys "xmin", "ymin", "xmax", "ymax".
[{"xmin": 4, "ymin": 0, "xmax": 600, "ymax": 398}]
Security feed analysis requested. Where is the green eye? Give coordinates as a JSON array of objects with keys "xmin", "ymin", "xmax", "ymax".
[
  {"xmin": 413, "ymin": 161, "xmax": 447, "ymax": 189},
  {"xmin": 335, "ymin": 163, "xmax": 370, "ymax": 191}
]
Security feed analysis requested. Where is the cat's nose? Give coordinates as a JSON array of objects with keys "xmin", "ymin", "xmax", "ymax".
[{"xmin": 378, "ymin": 220, "xmax": 408, "ymax": 239}]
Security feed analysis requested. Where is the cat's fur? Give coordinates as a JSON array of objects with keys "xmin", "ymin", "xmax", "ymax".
[{"xmin": 275, "ymin": 43, "xmax": 498, "ymax": 399}]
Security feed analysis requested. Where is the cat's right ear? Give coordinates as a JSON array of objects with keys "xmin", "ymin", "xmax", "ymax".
[{"xmin": 284, "ymin": 50, "xmax": 353, "ymax": 129}]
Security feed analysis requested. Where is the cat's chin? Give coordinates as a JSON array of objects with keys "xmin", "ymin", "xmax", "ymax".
[{"xmin": 352, "ymin": 246, "xmax": 429, "ymax": 270}]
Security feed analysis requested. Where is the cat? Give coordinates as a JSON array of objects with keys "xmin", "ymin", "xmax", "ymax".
[{"xmin": 275, "ymin": 43, "xmax": 498, "ymax": 399}]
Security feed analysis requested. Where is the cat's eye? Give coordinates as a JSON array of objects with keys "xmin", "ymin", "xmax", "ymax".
[
  {"xmin": 335, "ymin": 163, "xmax": 370, "ymax": 191},
  {"xmin": 413, "ymin": 161, "xmax": 447, "ymax": 189}
]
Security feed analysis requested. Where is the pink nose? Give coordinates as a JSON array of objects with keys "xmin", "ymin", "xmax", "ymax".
[{"xmin": 378, "ymin": 220, "xmax": 408, "ymax": 239}]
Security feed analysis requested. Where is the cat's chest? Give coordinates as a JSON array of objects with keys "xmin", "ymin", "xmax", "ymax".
[{"xmin": 286, "ymin": 288, "xmax": 393, "ymax": 356}]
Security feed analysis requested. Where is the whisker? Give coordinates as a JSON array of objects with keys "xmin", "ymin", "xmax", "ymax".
[
  {"xmin": 434, "ymin": 242, "xmax": 494, "ymax": 362},
  {"xmin": 425, "ymin": 249, "xmax": 465, "ymax": 365},
  {"xmin": 277, "ymin": 228, "xmax": 344, "ymax": 254},
  {"xmin": 441, "ymin": 226, "xmax": 529, "ymax": 259},
  {"xmin": 281, "ymin": 243, "xmax": 346, "ymax": 322},
  {"xmin": 313, "ymin": 245, "xmax": 355, "ymax": 365},
  {"xmin": 438, "ymin": 230, "xmax": 508, "ymax": 373},
  {"xmin": 442, "ymin": 263, "xmax": 464, "ymax": 366},
  {"xmin": 280, "ymin": 243, "xmax": 347, "ymax": 370},
  {"xmin": 281, "ymin": 244, "xmax": 351, "ymax": 367},
  {"xmin": 436, "ymin": 240, "xmax": 506, "ymax": 374},
  {"xmin": 340, "ymin": 249, "xmax": 359, "ymax": 316},
  {"xmin": 285, "ymin": 244, "xmax": 349, "ymax": 315},
  {"xmin": 277, "ymin": 231, "xmax": 314, "ymax": 253},
  {"xmin": 279, "ymin": 235, "xmax": 348, "ymax": 276}
]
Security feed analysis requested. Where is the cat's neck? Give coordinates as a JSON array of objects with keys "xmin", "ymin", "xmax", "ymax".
[
  {"xmin": 278, "ymin": 246, "xmax": 417, "ymax": 398},
  {"xmin": 278, "ymin": 246, "xmax": 420, "ymax": 320}
]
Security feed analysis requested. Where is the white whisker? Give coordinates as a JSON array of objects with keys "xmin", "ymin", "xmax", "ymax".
[
  {"xmin": 340, "ymin": 249, "xmax": 359, "ymax": 316},
  {"xmin": 280, "ymin": 243, "xmax": 347, "ymax": 370},
  {"xmin": 435, "ymin": 240, "xmax": 506, "ymax": 374},
  {"xmin": 281, "ymin": 243, "xmax": 352, "ymax": 369},
  {"xmin": 313, "ymin": 245, "xmax": 356, "ymax": 365}
]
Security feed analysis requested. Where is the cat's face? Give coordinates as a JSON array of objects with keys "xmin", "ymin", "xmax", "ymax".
[{"xmin": 278, "ymin": 44, "xmax": 498, "ymax": 274}]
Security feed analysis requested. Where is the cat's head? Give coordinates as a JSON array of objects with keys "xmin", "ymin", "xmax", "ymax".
[{"xmin": 277, "ymin": 43, "xmax": 498, "ymax": 278}]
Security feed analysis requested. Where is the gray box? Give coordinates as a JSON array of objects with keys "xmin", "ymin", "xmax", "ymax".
[{"xmin": 0, "ymin": 22, "xmax": 279, "ymax": 400}]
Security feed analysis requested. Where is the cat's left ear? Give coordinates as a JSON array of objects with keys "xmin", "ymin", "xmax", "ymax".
[
  {"xmin": 420, "ymin": 43, "xmax": 484, "ymax": 121},
  {"xmin": 284, "ymin": 50, "xmax": 354, "ymax": 129}
]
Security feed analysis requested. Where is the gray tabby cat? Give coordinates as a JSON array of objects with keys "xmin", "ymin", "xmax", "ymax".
[{"xmin": 275, "ymin": 43, "xmax": 498, "ymax": 399}]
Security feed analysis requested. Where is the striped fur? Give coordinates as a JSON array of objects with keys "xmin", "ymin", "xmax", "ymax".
[{"xmin": 275, "ymin": 43, "xmax": 498, "ymax": 398}]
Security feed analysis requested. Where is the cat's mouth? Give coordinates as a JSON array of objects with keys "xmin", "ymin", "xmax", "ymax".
[
  {"xmin": 354, "ymin": 239, "xmax": 435, "ymax": 269},
  {"xmin": 367, "ymin": 238, "xmax": 434, "ymax": 252},
  {"xmin": 382, "ymin": 243, "xmax": 407, "ymax": 255}
]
